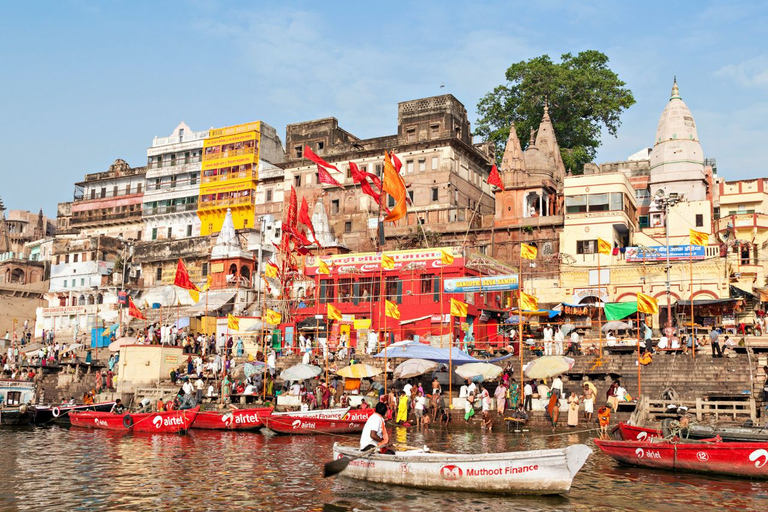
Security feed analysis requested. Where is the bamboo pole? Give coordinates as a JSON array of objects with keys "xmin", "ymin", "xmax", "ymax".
[
  {"xmin": 597, "ymin": 252, "xmax": 603, "ymax": 358},
  {"xmin": 518, "ymin": 247, "xmax": 524, "ymax": 380},
  {"xmin": 637, "ymin": 309, "xmax": 642, "ymax": 396},
  {"xmin": 262, "ymin": 280, "xmax": 268, "ymax": 402},
  {"xmin": 690, "ymin": 244, "xmax": 696, "ymax": 359}
]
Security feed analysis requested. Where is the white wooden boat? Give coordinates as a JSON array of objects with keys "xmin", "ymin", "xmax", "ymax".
[
  {"xmin": 272, "ymin": 407, "xmax": 350, "ymax": 419},
  {"xmin": 332, "ymin": 443, "xmax": 592, "ymax": 495}
]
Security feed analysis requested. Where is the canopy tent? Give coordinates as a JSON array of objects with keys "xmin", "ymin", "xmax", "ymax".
[
  {"xmin": 506, "ymin": 309, "xmax": 560, "ymax": 318},
  {"xmin": 373, "ymin": 341, "xmax": 481, "ymax": 365},
  {"xmin": 604, "ymin": 301, "xmax": 638, "ymax": 321},
  {"xmin": 673, "ymin": 298, "xmax": 740, "ymax": 308},
  {"xmin": 186, "ymin": 291, "xmax": 237, "ymax": 315}
]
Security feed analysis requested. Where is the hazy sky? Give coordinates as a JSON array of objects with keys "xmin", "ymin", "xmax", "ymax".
[{"xmin": 1, "ymin": 1, "xmax": 766, "ymax": 216}]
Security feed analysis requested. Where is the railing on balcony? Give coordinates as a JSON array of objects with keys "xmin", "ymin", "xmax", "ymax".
[
  {"xmin": 198, "ymin": 196, "xmax": 256, "ymax": 209},
  {"xmin": 70, "ymin": 211, "xmax": 143, "ymax": 225},
  {"xmin": 143, "ymin": 203, "xmax": 199, "ymax": 216},
  {"xmin": 201, "ymin": 170, "xmax": 258, "ymax": 184},
  {"xmin": 202, "ymin": 148, "xmax": 256, "ymax": 162},
  {"xmin": 147, "ymin": 157, "xmax": 202, "ymax": 170}
]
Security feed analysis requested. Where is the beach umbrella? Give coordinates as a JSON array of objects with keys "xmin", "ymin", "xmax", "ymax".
[
  {"xmin": 393, "ymin": 359, "xmax": 438, "ymax": 380},
  {"xmin": 602, "ymin": 321, "xmax": 631, "ymax": 332},
  {"xmin": 60, "ymin": 343, "xmax": 84, "ymax": 355},
  {"xmin": 280, "ymin": 363, "xmax": 322, "ymax": 381},
  {"xmin": 560, "ymin": 323, "xmax": 576, "ymax": 336},
  {"xmin": 244, "ymin": 361, "xmax": 267, "ymax": 378},
  {"xmin": 108, "ymin": 337, "xmax": 137, "ymax": 352},
  {"xmin": 337, "ymin": 363, "xmax": 382, "ymax": 379},
  {"xmin": 455, "ymin": 362, "xmax": 503, "ymax": 382},
  {"xmin": 523, "ymin": 356, "xmax": 575, "ymax": 379}
]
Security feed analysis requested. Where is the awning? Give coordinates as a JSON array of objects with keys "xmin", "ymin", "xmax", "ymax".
[
  {"xmin": 400, "ymin": 314, "xmax": 432, "ymax": 325},
  {"xmin": 730, "ymin": 285, "xmax": 757, "ymax": 300},
  {"xmin": 673, "ymin": 298, "xmax": 740, "ymax": 307},
  {"xmin": 186, "ymin": 291, "xmax": 237, "ymax": 315},
  {"xmin": 604, "ymin": 301, "xmax": 638, "ymax": 321}
]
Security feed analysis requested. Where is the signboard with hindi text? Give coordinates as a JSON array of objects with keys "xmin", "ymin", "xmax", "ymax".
[
  {"xmin": 625, "ymin": 245, "xmax": 705, "ymax": 262},
  {"xmin": 443, "ymin": 274, "xmax": 519, "ymax": 293}
]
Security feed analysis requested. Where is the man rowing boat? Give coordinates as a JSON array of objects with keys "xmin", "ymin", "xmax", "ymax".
[{"xmin": 360, "ymin": 402, "xmax": 392, "ymax": 453}]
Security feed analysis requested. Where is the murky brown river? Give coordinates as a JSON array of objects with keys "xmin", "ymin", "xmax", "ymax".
[{"xmin": 1, "ymin": 424, "xmax": 766, "ymax": 511}]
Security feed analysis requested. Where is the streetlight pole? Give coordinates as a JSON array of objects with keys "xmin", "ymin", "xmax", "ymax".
[{"xmin": 656, "ymin": 191, "xmax": 680, "ymax": 336}]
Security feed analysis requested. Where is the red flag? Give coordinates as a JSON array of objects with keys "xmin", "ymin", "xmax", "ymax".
[
  {"xmin": 174, "ymin": 258, "xmax": 199, "ymax": 291},
  {"xmin": 487, "ymin": 164, "xmax": 503, "ymax": 188},
  {"xmin": 128, "ymin": 296, "xmax": 147, "ymax": 320},
  {"xmin": 364, "ymin": 172, "xmax": 382, "ymax": 191},
  {"xmin": 298, "ymin": 197, "xmax": 318, "ymax": 244},
  {"xmin": 391, "ymin": 151, "xmax": 402, "ymax": 173},
  {"xmin": 349, "ymin": 162, "xmax": 381, "ymax": 203},
  {"xmin": 286, "ymin": 222, "xmax": 312, "ymax": 247},
  {"xmin": 317, "ymin": 164, "xmax": 344, "ymax": 187},
  {"xmin": 285, "ymin": 186, "xmax": 298, "ymax": 227},
  {"xmin": 304, "ymin": 145, "xmax": 340, "ymax": 172}
]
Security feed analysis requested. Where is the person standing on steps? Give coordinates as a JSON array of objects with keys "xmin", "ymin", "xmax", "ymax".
[{"xmin": 709, "ymin": 327, "xmax": 723, "ymax": 358}]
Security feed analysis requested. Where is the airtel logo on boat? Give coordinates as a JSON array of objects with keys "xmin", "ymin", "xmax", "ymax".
[
  {"xmin": 292, "ymin": 420, "xmax": 316, "ymax": 429},
  {"xmin": 636, "ymin": 432, "xmax": 648, "ymax": 441},
  {"xmin": 223, "ymin": 413, "xmax": 259, "ymax": 426},
  {"xmin": 440, "ymin": 465, "xmax": 463, "ymax": 481},
  {"xmin": 93, "ymin": 418, "xmax": 109, "ymax": 427},
  {"xmin": 153, "ymin": 415, "xmax": 185, "ymax": 428},
  {"xmin": 750, "ymin": 449, "xmax": 768, "ymax": 468},
  {"xmin": 346, "ymin": 412, "xmax": 370, "ymax": 422}
]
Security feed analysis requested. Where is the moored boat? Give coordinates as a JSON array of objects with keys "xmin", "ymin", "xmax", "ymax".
[
  {"xmin": 192, "ymin": 407, "xmax": 273, "ymax": 430},
  {"xmin": 0, "ymin": 405, "xmax": 36, "ymax": 426},
  {"xmin": 613, "ymin": 422, "xmax": 768, "ymax": 443},
  {"xmin": 33, "ymin": 401, "xmax": 116, "ymax": 425},
  {"xmin": 595, "ymin": 438, "xmax": 768, "ymax": 478},
  {"xmin": 70, "ymin": 406, "xmax": 199, "ymax": 434},
  {"xmin": 331, "ymin": 443, "xmax": 592, "ymax": 495},
  {"xmin": 613, "ymin": 423, "xmax": 663, "ymax": 441},
  {"xmin": 263, "ymin": 408, "xmax": 372, "ymax": 435}
]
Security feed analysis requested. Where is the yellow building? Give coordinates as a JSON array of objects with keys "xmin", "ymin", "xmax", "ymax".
[{"xmin": 198, "ymin": 122, "xmax": 262, "ymax": 235}]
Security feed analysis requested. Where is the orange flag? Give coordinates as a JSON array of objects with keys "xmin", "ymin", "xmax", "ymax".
[
  {"xmin": 383, "ymin": 152, "xmax": 407, "ymax": 222},
  {"xmin": 174, "ymin": 258, "xmax": 199, "ymax": 291},
  {"xmin": 128, "ymin": 296, "xmax": 146, "ymax": 320}
]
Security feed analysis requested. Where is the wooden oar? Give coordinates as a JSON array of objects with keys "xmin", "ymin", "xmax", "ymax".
[{"xmin": 324, "ymin": 446, "xmax": 377, "ymax": 478}]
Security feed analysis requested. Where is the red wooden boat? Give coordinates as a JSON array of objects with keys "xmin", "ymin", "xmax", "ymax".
[
  {"xmin": 192, "ymin": 407, "xmax": 273, "ymax": 430},
  {"xmin": 263, "ymin": 408, "xmax": 374, "ymax": 435},
  {"xmin": 612, "ymin": 422, "xmax": 662, "ymax": 441},
  {"xmin": 595, "ymin": 438, "xmax": 768, "ymax": 478},
  {"xmin": 70, "ymin": 406, "xmax": 199, "ymax": 434}
]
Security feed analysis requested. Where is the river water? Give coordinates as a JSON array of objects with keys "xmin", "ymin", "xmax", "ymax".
[{"xmin": 2, "ymin": 424, "xmax": 766, "ymax": 512}]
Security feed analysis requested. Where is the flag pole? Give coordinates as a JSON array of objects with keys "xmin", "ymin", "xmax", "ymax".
[
  {"xmin": 637, "ymin": 309, "xmax": 642, "ymax": 396},
  {"xmin": 383, "ymin": 302, "xmax": 387, "ymax": 397},
  {"xmin": 690, "ymin": 243, "xmax": 696, "ymax": 359},
  {"xmin": 448, "ymin": 311, "xmax": 453, "ymax": 402},
  {"xmin": 597, "ymin": 250, "xmax": 603, "ymax": 358},
  {"xmin": 262, "ymin": 282, "xmax": 268, "ymax": 402},
  {"xmin": 518, "ymin": 246, "xmax": 524, "ymax": 381}
]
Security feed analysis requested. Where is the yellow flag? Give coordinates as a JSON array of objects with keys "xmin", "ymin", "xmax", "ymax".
[
  {"xmin": 598, "ymin": 238, "xmax": 612, "ymax": 256},
  {"xmin": 690, "ymin": 229, "xmax": 708, "ymax": 247},
  {"xmin": 385, "ymin": 300, "xmax": 400, "ymax": 319},
  {"xmin": 202, "ymin": 275, "xmax": 213, "ymax": 292},
  {"xmin": 264, "ymin": 309, "xmax": 282, "ymax": 325},
  {"xmin": 637, "ymin": 292, "xmax": 659, "ymax": 315},
  {"xmin": 318, "ymin": 259, "xmax": 330, "ymax": 275},
  {"xmin": 519, "ymin": 291, "xmax": 538, "ymax": 311},
  {"xmin": 227, "ymin": 314, "xmax": 240, "ymax": 330},
  {"xmin": 450, "ymin": 298, "xmax": 468, "ymax": 318},
  {"xmin": 327, "ymin": 304, "xmax": 342, "ymax": 321},
  {"xmin": 265, "ymin": 261, "xmax": 278, "ymax": 278},
  {"xmin": 381, "ymin": 253, "xmax": 395, "ymax": 270},
  {"xmin": 441, "ymin": 250, "xmax": 454, "ymax": 265},
  {"xmin": 189, "ymin": 289, "xmax": 200, "ymax": 303},
  {"xmin": 520, "ymin": 243, "xmax": 537, "ymax": 260}
]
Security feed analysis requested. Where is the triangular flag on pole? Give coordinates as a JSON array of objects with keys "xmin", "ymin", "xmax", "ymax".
[
  {"xmin": 385, "ymin": 300, "xmax": 400, "ymax": 320},
  {"xmin": 227, "ymin": 314, "xmax": 240, "ymax": 331},
  {"xmin": 381, "ymin": 253, "xmax": 395, "ymax": 270},
  {"xmin": 637, "ymin": 292, "xmax": 659, "ymax": 315},
  {"xmin": 450, "ymin": 298, "xmax": 468, "ymax": 318},
  {"xmin": 174, "ymin": 259, "xmax": 200, "ymax": 291},
  {"xmin": 487, "ymin": 164, "xmax": 503, "ymax": 188},
  {"xmin": 520, "ymin": 243, "xmax": 538, "ymax": 260},
  {"xmin": 327, "ymin": 304, "xmax": 342, "ymax": 321},
  {"xmin": 598, "ymin": 238, "xmax": 612, "ymax": 255}
]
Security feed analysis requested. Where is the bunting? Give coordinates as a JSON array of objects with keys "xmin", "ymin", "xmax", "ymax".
[
  {"xmin": 487, "ymin": 164, "xmax": 503, "ymax": 189},
  {"xmin": 327, "ymin": 304, "xmax": 343, "ymax": 321},
  {"xmin": 520, "ymin": 243, "xmax": 538, "ymax": 260},
  {"xmin": 385, "ymin": 300, "xmax": 401, "ymax": 319},
  {"xmin": 597, "ymin": 238, "xmax": 612, "ymax": 256},
  {"xmin": 450, "ymin": 298, "xmax": 468, "ymax": 318},
  {"xmin": 637, "ymin": 292, "xmax": 659, "ymax": 315},
  {"xmin": 174, "ymin": 259, "xmax": 200, "ymax": 291}
]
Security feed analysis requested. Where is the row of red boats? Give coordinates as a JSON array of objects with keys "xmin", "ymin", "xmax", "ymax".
[
  {"xmin": 596, "ymin": 422, "xmax": 768, "ymax": 479},
  {"xmin": 68, "ymin": 406, "xmax": 375, "ymax": 435}
]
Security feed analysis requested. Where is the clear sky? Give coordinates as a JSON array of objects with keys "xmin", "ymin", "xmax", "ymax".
[{"xmin": 1, "ymin": 1, "xmax": 766, "ymax": 217}]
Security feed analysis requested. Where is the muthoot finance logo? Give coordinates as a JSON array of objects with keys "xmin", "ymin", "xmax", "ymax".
[{"xmin": 440, "ymin": 465, "xmax": 463, "ymax": 481}]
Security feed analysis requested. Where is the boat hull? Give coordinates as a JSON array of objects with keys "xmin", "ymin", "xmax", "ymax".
[
  {"xmin": 0, "ymin": 406, "xmax": 36, "ymax": 426},
  {"xmin": 613, "ymin": 423, "xmax": 663, "ymax": 441},
  {"xmin": 614, "ymin": 422, "xmax": 768, "ymax": 443},
  {"xmin": 595, "ymin": 438, "xmax": 768, "ymax": 478},
  {"xmin": 70, "ymin": 407, "xmax": 199, "ymax": 434},
  {"xmin": 332, "ymin": 444, "xmax": 592, "ymax": 495},
  {"xmin": 33, "ymin": 402, "xmax": 116, "ymax": 425},
  {"xmin": 264, "ymin": 409, "xmax": 371, "ymax": 435},
  {"xmin": 192, "ymin": 407, "xmax": 273, "ymax": 430}
]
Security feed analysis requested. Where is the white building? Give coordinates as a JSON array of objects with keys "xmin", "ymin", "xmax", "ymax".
[{"xmin": 143, "ymin": 122, "xmax": 208, "ymax": 241}]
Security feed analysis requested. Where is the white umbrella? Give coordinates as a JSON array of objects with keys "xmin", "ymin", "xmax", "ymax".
[
  {"xmin": 108, "ymin": 337, "xmax": 137, "ymax": 352},
  {"xmin": 60, "ymin": 343, "xmax": 84, "ymax": 355},
  {"xmin": 455, "ymin": 362, "xmax": 504, "ymax": 382},
  {"xmin": 280, "ymin": 363, "xmax": 322, "ymax": 381},
  {"xmin": 337, "ymin": 364, "xmax": 382, "ymax": 379},
  {"xmin": 602, "ymin": 321, "xmax": 631, "ymax": 332},
  {"xmin": 523, "ymin": 356, "xmax": 575, "ymax": 379},
  {"xmin": 393, "ymin": 358, "xmax": 438, "ymax": 380}
]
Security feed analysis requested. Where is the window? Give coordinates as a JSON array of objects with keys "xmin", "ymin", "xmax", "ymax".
[
  {"xmin": 610, "ymin": 193, "xmax": 624, "ymax": 211},
  {"xmin": 388, "ymin": 195, "xmax": 395, "ymax": 208},
  {"xmin": 331, "ymin": 200, "xmax": 340, "ymax": 214},
  {"xmin": 565, "ymin": 195, "xmax": 587, "ymax": 214},
  {"xmin": 190, "ymin": 173, "xmax": 197, "ymax": 186},
  {"xmin": 64, "ymin": 254, "xmax": 69, "ymax": 264},
  {"xmin": 432, "ymin": 157, "xmax": 438, "ymax": 170},
  {"xmin": 113, "ymin": 186, "xmax": 118, "ymax": 197},
  {"xmin": 317, "ymin": 141, "xmax": 324, "ymax": 150},
  {"xmin": 186, "ymin": 225, "xmax": 192, "ymax": 237},
  {"xmin": 167, "ymin": 227, "xmax": 172, "ymax": 239},
  {"xmin": 63, "ymin": 280, "xmax": 67, "ymax": 288},
  {"xmin": 345, "ymin": 221, "xmax": 352, "ymax": 233},
  {"xmin": 431, "ymin": 187, "xmax": 439, "ymax": 201},
  {"xmin": 295, "ymin": 146, "xmax": 303, "ymax": 158},
  {"xmin": 81, "ymin": 278, "xmax": 85, "ymax": 286},
  {"xmin": 639, "ymin": 215, "xmax": 650, "ymax": 228},
  {"xmin": 266, "ymin": 189, "xmax": 272, "ymax": 202},
  {"xmin": 577, "ymin": 240, "xmax": 597, "ymax": 254},
  {"xmin": 100, "ymin": 187, "xmax": 106, "ymax": 198},
  {"xmin": 319, "ymin": 279, "xmax": 334, "ymax": 303},
  {"xmin": 151, "ymin": 227, "xmax": 157, "ymax": 240},
  {"xmin": 295, "ymin": 175, "xmax": 301, "ymax": 187},
  {"xmin": 73, "ymin": 254, "xmax": 78, "ymax": 263},
  {"xmin": 90, "ymin": 189, "xmax": 96, "ymax": 200},
  {"xmin": 346, "ymin": 167, "xmax": 352, "ymax": 179},
  {"xmin": 202, "ymin": 262, "xmax": 208, "ymax": 276},
  {"xmin": 430, "ymin": 124, "xmax": 440, "ymax": 138},
  {"xmin": 408, "ymin": 190, "xmax": 414, "ymax": 203},
  {"xmin": 407, "ymin": 160, "xmax": 414, "ymax": 173},
  {"xmin": 406, "ymin": 128, "xmax": 416, "ymax": 142},
  {"xmin": 419, "ymin": 159, "xmax": 426, "ymax": 172},
  {"xmin": 588, "ymin": 194, "xmax": 610, "ymax": 212},
  {"xmin": 421, "ymin": 274, "xmax": 433, "ymax": 295},
  {"xmin": 156, "ymin": 267, "xmax": 162, "ymax": 281},
  {"xmin": 375, "ymin": 164, "xmax": 382, "ymax": 176},
  {"xmin": 695, "ymin": 214, "xmax": 704, "ymax": 227},
  {"xmin": 635, "ymin": 189, "xmax": 651, "ymax": 205}
]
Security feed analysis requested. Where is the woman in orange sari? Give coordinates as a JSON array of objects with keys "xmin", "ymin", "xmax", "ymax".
[{"xmin": 547, "ymin": 392, "xmax": 560, "ymax": 430}]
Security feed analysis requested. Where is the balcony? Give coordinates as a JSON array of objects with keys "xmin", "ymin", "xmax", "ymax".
[
  {"xmin": 197, "ymin": 196, "xmax": 256, "ymax": 210},
  {"xmin": 202, "ymin": 148, "xmax": 256, "ymax": 163},
  {"xmin": 201, "ymin": 170, "xmax": 258, "ymax": 184},
  {"xmin": 70, "ymin": 211, "xmax": 142, "ymax": 226},
  {"xmin": 143, "ymin": 203, "xmax": 199, "ymax": 217},
  {"xmin": 147, "ymin": 157, "xmax": 202, "ymax": 171},
  {"xmin": 717, "ymin": 212, "xmax": 768, "ymax": 234}
]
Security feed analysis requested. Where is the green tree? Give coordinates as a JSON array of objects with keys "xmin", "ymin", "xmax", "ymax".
[{"xmin": 475, "ymin": 50, "xmax": 635, "ymax": 173}]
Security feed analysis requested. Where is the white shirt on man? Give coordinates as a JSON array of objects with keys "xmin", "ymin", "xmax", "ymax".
[
  {"xmin": 543, "ymin": 327, "xmax": 553, "ymax": 342},
  {"xmin": 658, "ymin": 336, "xmax": 669, "ymax": 349},
  {"xmin": 467, "ymin": 382, "xmax": 477, "ymax": 397},
  {"xmin": 403, "ymin": 383, "xmax": 412, "ymax": 396},
  {"xmin": 360, "ymin": 413, "xmax": 385, "ymax": 450}
]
